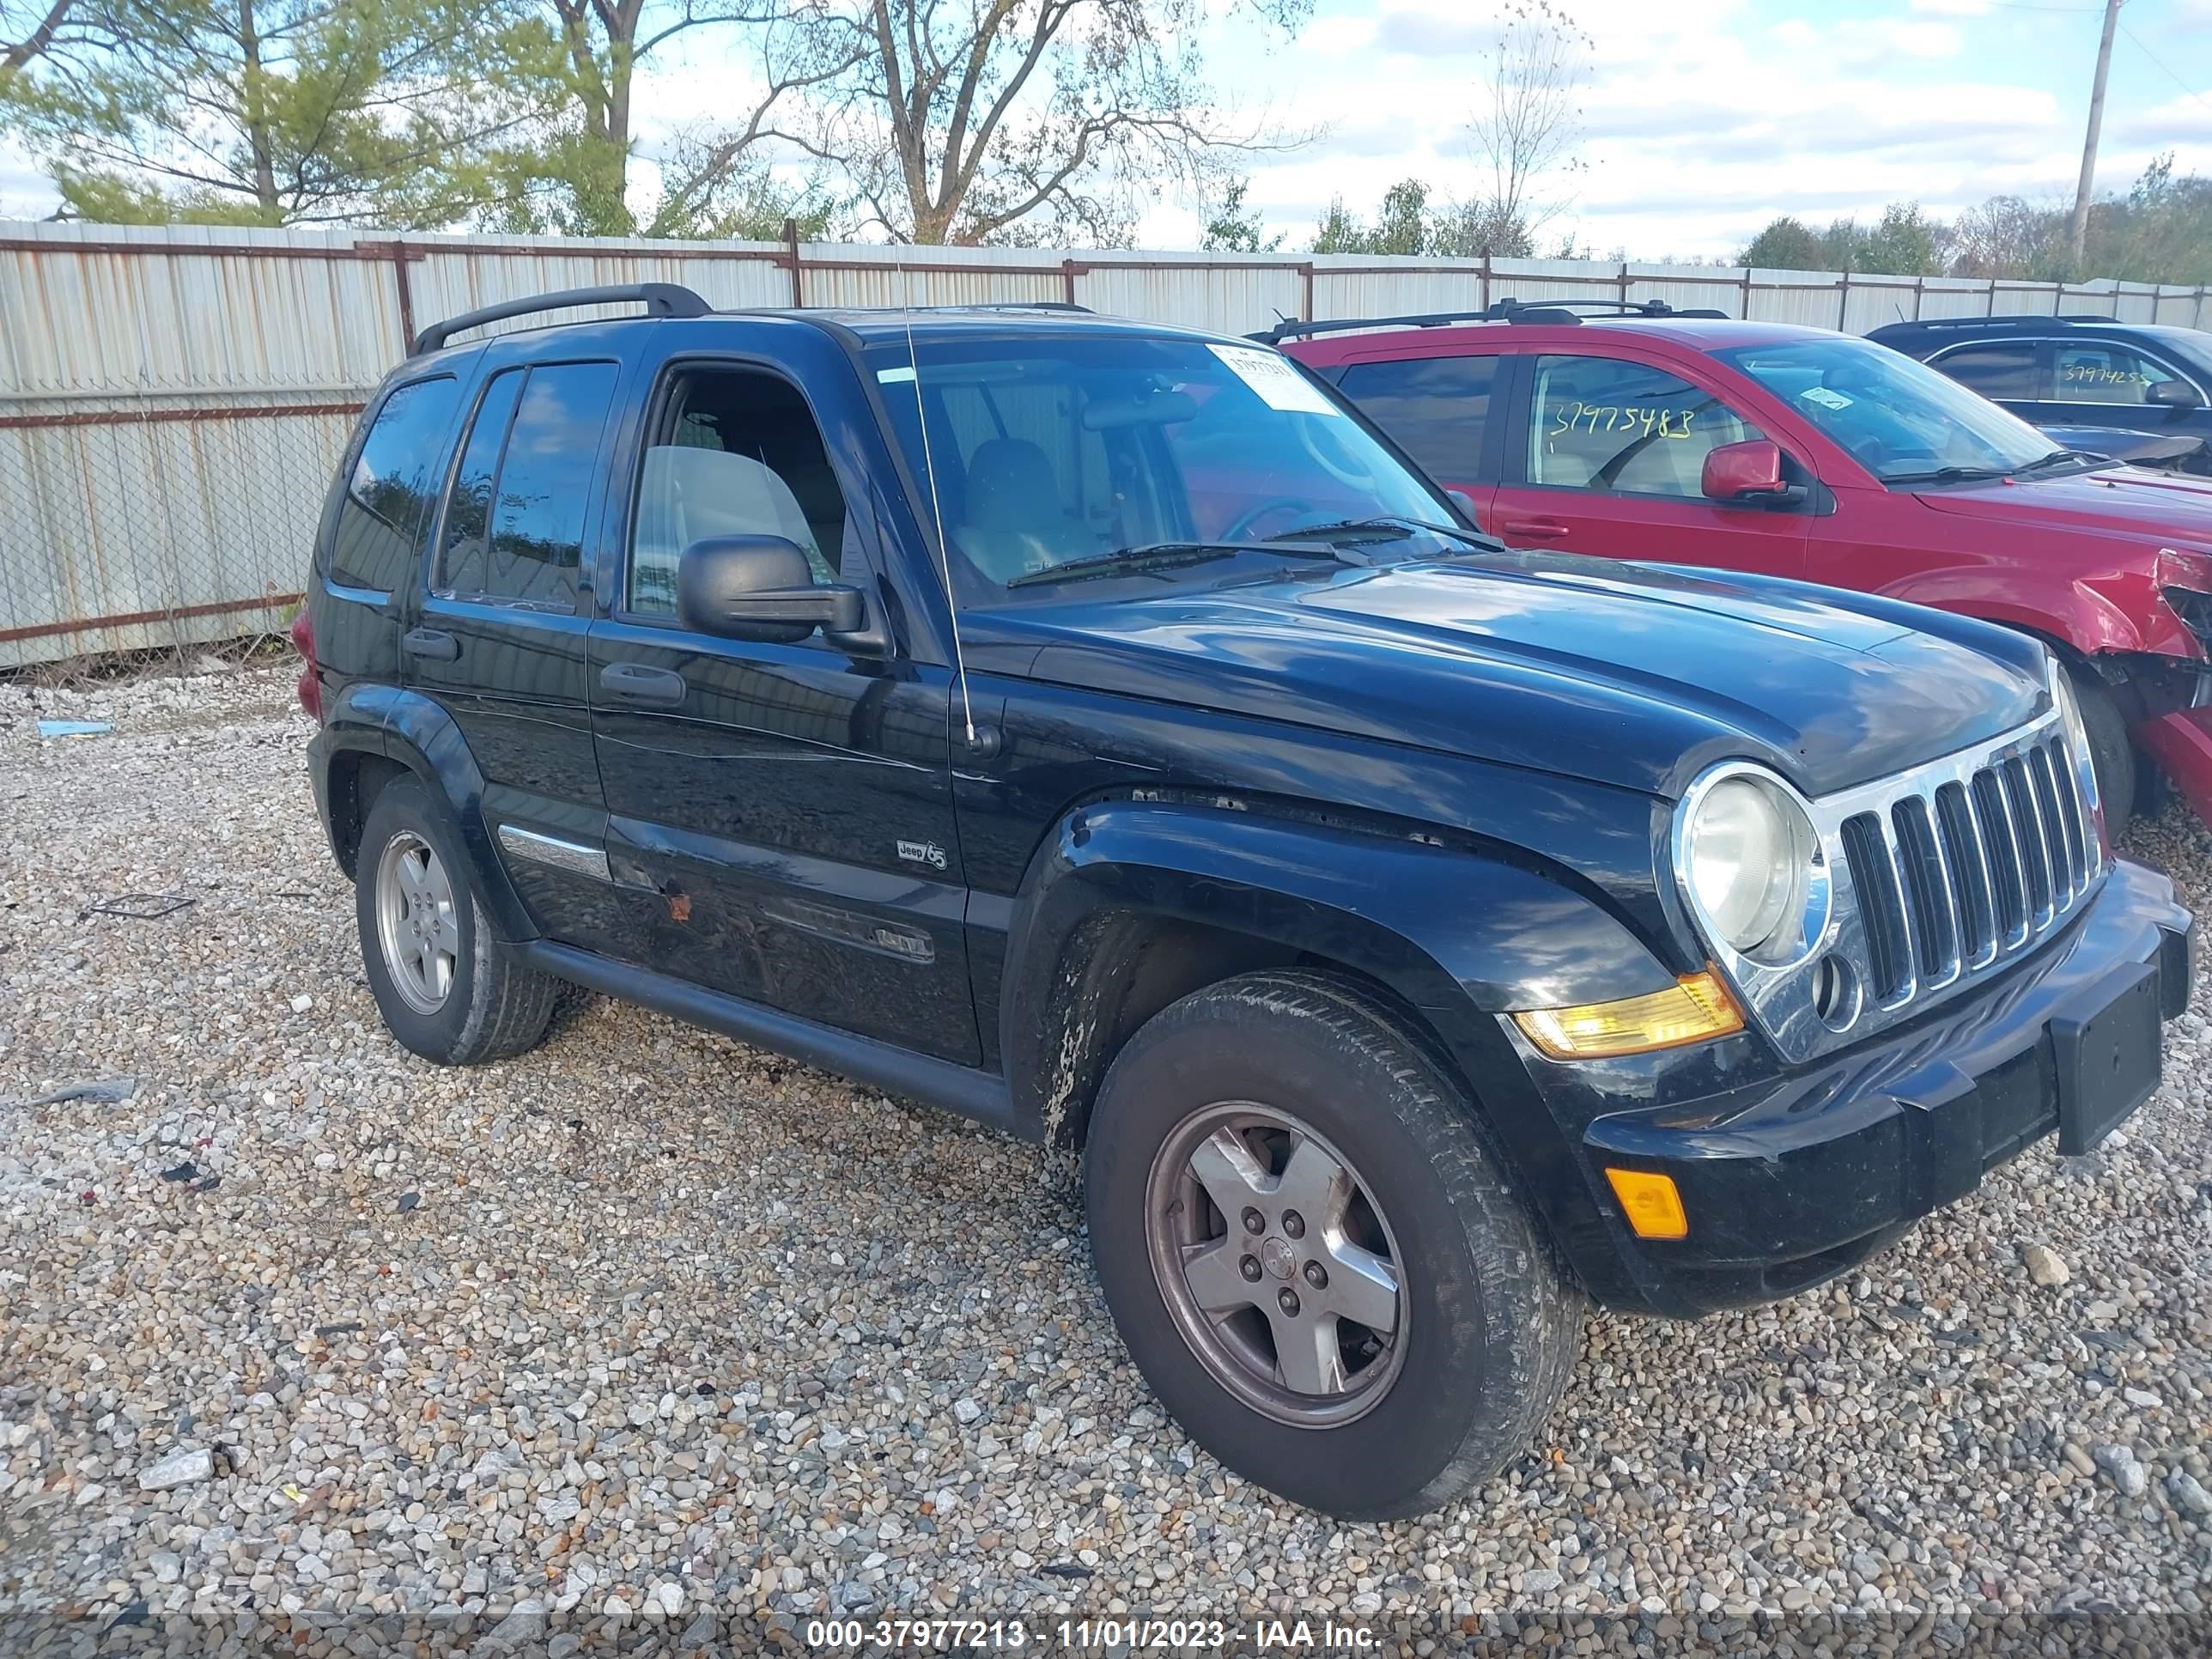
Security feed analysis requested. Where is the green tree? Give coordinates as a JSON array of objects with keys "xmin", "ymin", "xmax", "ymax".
[
  {"xmin": 5, "ymin": 0, "xmax": 538, "ymax": 225},
  {"xmin": 799, "ymin": 0, "xmax": 1313, "ymax": 246},
  {"xmin": 1738, "ymin": 215, "xmax": 1821, "ymax": 270},
  {"xmin": 1198, "ymin": 175, "xmax": 1280, "ymax": 252},
  {"xmin": 484, "ymin": 0, "xmax": 856, "ymax": 238}
]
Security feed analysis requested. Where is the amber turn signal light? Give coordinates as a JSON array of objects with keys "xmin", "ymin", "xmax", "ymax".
[
  {"xmin": 1511, "ymin": 970, "xmax": 1745, "ymax": 1060},
  {"xmin": 1605, "ymin": 1168, "xmax": 1688, "ymax": 1240}
]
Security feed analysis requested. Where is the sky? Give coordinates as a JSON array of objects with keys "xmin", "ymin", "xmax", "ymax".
[{"xmin": 3, "ymin": 0, "xmax": 2209, "ymax": 264}]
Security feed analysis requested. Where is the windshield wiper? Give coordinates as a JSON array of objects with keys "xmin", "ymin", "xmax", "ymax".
[
  {"xmin": 2015, "ymin": 447, "xmax": 2106, "ymax": 475},
  {"xmin": 1002, "ymin": 541, "xmax": 1352, "ymax": 589},
  {"xmin": 1881, "ymin": 464, "xmax": 2012, "ymax": 486},
  {"xmin": 1267, "ymin": 514, "xmax": 1504, "ymax": 552}
]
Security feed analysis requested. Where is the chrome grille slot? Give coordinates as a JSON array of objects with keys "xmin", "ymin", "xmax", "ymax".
[
  {"xmin": 1934, "ymin": 781, "xmax": 1996, "ymax": 967},
  {"xmin": 1890, "ymin": 796, "xmax": 1960, "ymax": 988},
  {"xmin": 1840, "ymin": 811, "xmax": 1911, "ymax": 1001},
  {"xmin": 2040, "ymin": 738, "xmax": 2087, "ymax": 889},
  {"xmin": 2027, "ymin": 747, "xmax": 2073, "ymax": 908},
  {"xmin": 2001, "ymin": 757, "xmax": 2053, "ymax": 925},
  {"xmin": 1971, "ymin": 769, "xmax": 2027, "ymax": 945}
]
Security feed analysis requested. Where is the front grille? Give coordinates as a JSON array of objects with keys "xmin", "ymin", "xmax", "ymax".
[{"xmin": 1836, "ymin": 734, "xmax": 2097, "ymax": 1010}]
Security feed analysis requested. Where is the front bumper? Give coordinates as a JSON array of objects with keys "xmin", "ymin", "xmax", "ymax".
[
  {"xmin": 2137, "ymin": 704, "xmax": 2212, "ymax": 826},
  {"xmin": 1568, "ymin": 857, "xmax": 2190, "ymax": 1317}
]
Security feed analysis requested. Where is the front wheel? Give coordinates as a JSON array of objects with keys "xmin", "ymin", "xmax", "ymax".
[
  {"xmin": 1085, "ymin": 971, "xmax": 1581, "ymax": 1519},
  {"xmin": 2069, "ymin": 666, "xmax": 2136, "ymax": 841}
]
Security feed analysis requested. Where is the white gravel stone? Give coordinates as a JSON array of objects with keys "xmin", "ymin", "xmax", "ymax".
[
  {"xmin": 2022, "ymin": 1243, "xmax": 2070, "ymax": 1286},
  {"xmin": 135, "ymin": 1447, "xmax": 212, "ymax": 1492}
]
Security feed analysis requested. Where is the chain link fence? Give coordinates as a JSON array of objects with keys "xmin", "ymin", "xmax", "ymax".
[{"xmin": 0, "ymin": 398, "xmax": 360, "ymax": 675}]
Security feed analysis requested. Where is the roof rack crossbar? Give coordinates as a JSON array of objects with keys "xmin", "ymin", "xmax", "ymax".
[
  {"xmin": 411, "ymin": 283, "xmax": 713, "ymax": 356},
  {"xmin": 1249, "ymin": 295, "xmax": 1730, "ymax": 343}
]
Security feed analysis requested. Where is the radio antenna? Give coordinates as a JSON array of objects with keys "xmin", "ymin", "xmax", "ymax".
[{"xmin": 895, "ymin": 246, "xmax": 975, "ymax": 745}]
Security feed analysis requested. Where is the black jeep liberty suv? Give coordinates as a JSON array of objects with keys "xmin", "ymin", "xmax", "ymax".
[{"xmin": 296, "ymin": 283, "xmax": 2191, "ymax": 1519}]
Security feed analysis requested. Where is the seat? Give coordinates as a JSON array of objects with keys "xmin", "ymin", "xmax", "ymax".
[
  {"xmin": 632, "ymin": 446, "xmax": 830, "ymax": 611},
  {"xmin": 954, "ymin": 438, "xmax": 1076, "ymax": 582}
]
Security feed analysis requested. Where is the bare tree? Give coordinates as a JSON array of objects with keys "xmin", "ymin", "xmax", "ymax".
[
  {"xmin": 804, "ymin": 0, "xmax": 1310, "ymax": 246},
  {"xmin": 1463, "ymin": 0, "xmax": 1588, "ymax": 253}
]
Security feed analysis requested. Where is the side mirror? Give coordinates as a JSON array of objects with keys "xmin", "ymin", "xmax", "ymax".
[
  {"xmin": 676, "ymin": 535, "xmax": 865, "ymax": 643},
  {"xmin": 2148, "ymin": 378, "xmax": 2203, "ymax": 415},
  {"xmin": 1702, "ymin": 439, "xmax": 1798, "ymax": 504},
  {"xmin": 1446, "ymin": 488, "xmax": 1481, "ymax": 523}
]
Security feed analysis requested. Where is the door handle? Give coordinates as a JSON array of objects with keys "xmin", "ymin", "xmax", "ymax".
[
  {"xmin": 599, "ymin": 662, "xmax": 688, "ymax": 707},
  {"xmin": 402, "ymin": 627, "xmax": 459, "ymax": 661},
  {"xmin": 1498, "ymin": 518, "xmax": 1571, "ymax": 541}
]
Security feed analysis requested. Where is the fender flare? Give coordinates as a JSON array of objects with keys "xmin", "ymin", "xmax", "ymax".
[
  {"xmin": 309, "ymin": 682, "xmax": 537, "ymax": 942},
  {"xmin": 999, "ymin": 798, "xmax": 1674, "ymax": 1145}
]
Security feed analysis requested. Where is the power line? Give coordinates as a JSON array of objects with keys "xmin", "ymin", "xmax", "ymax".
[{"xmin": 2118, "ymin": 20, "xmax": 2212, "ymax": 110}]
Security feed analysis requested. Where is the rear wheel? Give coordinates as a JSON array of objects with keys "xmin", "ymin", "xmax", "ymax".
[
  {"xmin": 1085, "ymin": 971, "xmax": 1581, "ymax": 1519},
  {"xmin": 2069, "ymin": 666, "xmax": 2136, "ymax": 840},
  {"xmin": 356, "ymin": 775, "xmax": 561, "ymax": 1065}
]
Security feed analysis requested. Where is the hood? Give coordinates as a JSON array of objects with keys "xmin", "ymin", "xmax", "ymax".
[
  {"xmin": 999, "ymin": 553, "xmax": 2046, "ymax": 800},
  {"xmin": 1916, "ymin": 465, "xmax": 2212, "ymax": 544}
]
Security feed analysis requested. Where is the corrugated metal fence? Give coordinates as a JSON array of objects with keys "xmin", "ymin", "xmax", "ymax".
[{"xmin": 3, "ymin": 221, "xmax": 2205, "ymax": 667}]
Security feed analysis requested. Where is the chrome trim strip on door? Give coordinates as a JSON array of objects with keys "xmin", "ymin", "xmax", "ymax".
[{"xmin": 496, "ymin": 824, "xmax": 611, "ymax": 882}]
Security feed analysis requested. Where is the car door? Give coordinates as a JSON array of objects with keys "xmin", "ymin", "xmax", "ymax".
[
  {"xmin": 585, "ymin": 338, "xmax": 980, "ymax": 1066},
  {"xmin": 1486, "ymin": 350, "xmax": 1813, "ymax": 578},
  {"xmin": 2036, "ymin": 338, "xmax": 2207, "ymax": 438},
  {"xmin": 1329, "ymin": 349, "xmax": 1506, "ymax": 524},
  {"xmin": 406, "ymin": 349, "xmax": 630, "ymax": 947}
]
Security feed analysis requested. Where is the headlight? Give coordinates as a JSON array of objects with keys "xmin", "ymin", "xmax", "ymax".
[{"xmin": 1677, "ymin": 768, "xmax": 1826, "ymax": 964}]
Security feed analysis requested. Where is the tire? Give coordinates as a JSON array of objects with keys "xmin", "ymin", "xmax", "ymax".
[
  {"xmin": 2069, "ymin": 666, "xmax": 2136, "ymax": 841},
  {"xmin": 1084, "ymin": 970, "xmax": 1582, "ymax": 1519},
  {"xmin": 355, "ymin": 775, "xmax": 560, "ymax": 1066}
]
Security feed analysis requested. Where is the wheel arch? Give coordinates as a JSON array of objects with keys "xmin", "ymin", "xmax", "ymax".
[
  {"xmin": 1000, "ymin": 798, "xmax": 1676, "ymax": 1154},
  {"xmin": 311, "ymin": 683, "xmax": 537, "ymax": 941}
]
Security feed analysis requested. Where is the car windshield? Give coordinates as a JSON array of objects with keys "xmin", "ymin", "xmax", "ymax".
[
  {"xmin": 869, "ymin": 331, "xmax": 1467, "ymax": 602},
  {"xmin": 1715, "ymin": 336, "xmax": 2054, "ymax": 483}
]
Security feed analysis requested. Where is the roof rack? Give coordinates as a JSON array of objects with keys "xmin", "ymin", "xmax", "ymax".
[
  {"xmin": 1249, "ymin": 296, "xmax": 1730, "ymax": 343},
  {"xmin": 411, "ymin": 283, "xmax": 714, "ymax": 356},
  {"xmin": 1886, "ymin": 313, "xmax": 2118, "ymax": 332},
  {"xmin": 923, "ymin": 301, "xmax": 1094, "ymax": 313}
]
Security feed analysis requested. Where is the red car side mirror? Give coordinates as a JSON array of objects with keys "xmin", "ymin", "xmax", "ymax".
[{"xmin": 1702, "ymin": 439, "xmax": 1791, "ymax": 502}]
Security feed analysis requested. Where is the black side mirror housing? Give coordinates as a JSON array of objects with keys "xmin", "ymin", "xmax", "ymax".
[
  {"xmin": 676, "ymin": 536, "xmax": 866, "ymax": 643},
  {"xmin": 2149, "ymin": 377, "xmax": 2203, "ymax": 414}
]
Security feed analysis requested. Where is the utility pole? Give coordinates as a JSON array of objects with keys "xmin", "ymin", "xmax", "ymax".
[{"xmin": 2069, "ymin": 0, "xmax": 2124, "ymax": 269}]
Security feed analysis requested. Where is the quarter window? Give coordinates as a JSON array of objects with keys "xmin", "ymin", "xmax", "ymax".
[
  {"xmin": 1336, "ymin": 355, "xmax": 1497, "ymax": 482},
  {"xmin": 1526, "ymin": 356, "xmax": 1761, "ymax": 497},
  {"xmin": 2054, "ymin": 343, "xmax": 2188, "ymax": 406},
  {"xmin": 1930, "ymin": 343, "xmax": 2041, "ymax": 401},
  {"xmin": 329, "ymin": 375, "xmax": 460, "ymax": 593}
]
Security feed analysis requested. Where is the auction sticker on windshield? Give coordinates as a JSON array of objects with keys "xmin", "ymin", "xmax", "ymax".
[
  {"xmin": 1207, "ymin": 343, "xmax": 1342, "ymax": 416},
  {"xmin": 1800, "ymin": 386, "xmax": 1853, "ymax": 410}
]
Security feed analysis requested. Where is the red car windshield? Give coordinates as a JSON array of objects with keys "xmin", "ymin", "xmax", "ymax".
[
  {"xmin": 1717, "ymin": 337, "xmax": 2056, "ymax": 483},
  {"xmin": 871, "ymin": 333, "xmax": 1456, "ymax": 602}
]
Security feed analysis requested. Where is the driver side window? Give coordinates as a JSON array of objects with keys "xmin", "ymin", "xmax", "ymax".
[
  {"xmin": 2053, "ymin": 343, "xmax": 2189, "ymax": 407},
  {"xmin": 1526, "ymin": 356, "xmax": 1761, "ymax": 498},
  {"xmin": 627, "ymin": 367, "xmax": 849, "ymax": 617}
]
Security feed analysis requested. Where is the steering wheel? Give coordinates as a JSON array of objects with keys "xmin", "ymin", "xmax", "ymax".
[{"xmin": 1220, "ymin": 496, "xmax": 1316, "ymax": 542}]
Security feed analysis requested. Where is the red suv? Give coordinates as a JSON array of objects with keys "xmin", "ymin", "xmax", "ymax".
[{"xmin": 1276, "ymin": 301, "xmax": 2212, "ymax": 835}]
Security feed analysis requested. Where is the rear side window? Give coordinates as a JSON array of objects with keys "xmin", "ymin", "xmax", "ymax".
[
  {"xmin": 329, "ymin": 375, "xmax": 460, "ymax": 592},
  {"xmin": 1932, "ymin": 343, "xmax": 2041, "ymax": 400},
  {"xmin": 1337, "ymin": 355, "xmax": 1497, "ymax": 480},
  {"xmin": 435, "ymin": 362, "xmax": 617, "ymax": 612}
]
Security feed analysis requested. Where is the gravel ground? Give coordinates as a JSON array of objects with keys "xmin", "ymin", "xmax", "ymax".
[{"xmin": 2, "ymin": 664, "xmax": 2209, "ymax": 1656}]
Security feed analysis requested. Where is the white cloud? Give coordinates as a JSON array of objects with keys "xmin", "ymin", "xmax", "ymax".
[{"xmin": 1910, "ymin": 0, "xmax": 1990, "ymax": 17}]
